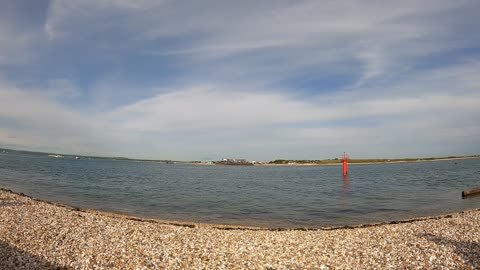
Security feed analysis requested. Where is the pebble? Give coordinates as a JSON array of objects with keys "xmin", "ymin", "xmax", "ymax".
[{"xmin": 0, "ymin": 189, "xmax": 479, "ymax": 269}]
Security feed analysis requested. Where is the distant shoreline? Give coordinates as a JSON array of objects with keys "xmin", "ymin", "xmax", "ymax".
[
  {"xmin": 188, "ymin": 156, "xmax": 480, "ymax": 167},
  {"xmin": 2, "ymin": 148, "xmax": 479, "ymax": 167}
]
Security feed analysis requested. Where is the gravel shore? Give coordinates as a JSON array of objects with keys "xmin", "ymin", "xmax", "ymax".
[{"xmin": 1, "ymin": 189, "xmax": 479, "ymax": 269}]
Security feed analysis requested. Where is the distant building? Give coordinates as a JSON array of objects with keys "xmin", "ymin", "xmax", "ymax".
[{"xmin": 215, "ymin": 158, "xmax": 253, "ymax": 166}]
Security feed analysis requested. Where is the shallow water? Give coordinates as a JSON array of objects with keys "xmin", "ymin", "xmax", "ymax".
[{"xmin": 0, "ymin": 151, "xmax": 479, "ymax": 228}]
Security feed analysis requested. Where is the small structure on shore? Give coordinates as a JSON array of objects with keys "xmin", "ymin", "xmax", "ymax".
[{"xmin": 215, "ymin": 158, "xmax": 254, "ymax": 166}]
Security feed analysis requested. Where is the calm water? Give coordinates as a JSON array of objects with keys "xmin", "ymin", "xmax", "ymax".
[{"xmin": 0, "ymin": 152, "xmax": 479, "ymax": 228}]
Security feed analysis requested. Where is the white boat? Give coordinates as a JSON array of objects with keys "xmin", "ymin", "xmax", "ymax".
[{"xmin": 48, "ymin": 154, "xmax": 64, "ymax": 158}]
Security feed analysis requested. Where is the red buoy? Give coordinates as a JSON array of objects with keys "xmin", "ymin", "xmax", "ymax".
[{"xmin": 342, "ymin": 152, "xmax": 349, "ymax": 176}]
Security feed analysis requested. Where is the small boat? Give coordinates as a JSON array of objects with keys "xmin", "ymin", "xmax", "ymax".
[{"xmin": 48, "ymin": 154, "xmax": 64, "ymax": 158}]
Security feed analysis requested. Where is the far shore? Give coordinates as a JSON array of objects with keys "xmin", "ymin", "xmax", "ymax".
[
  {"xmin": 2, "ymin": 148, "xmax": 479, "ymax": 168},
  {"xmin": 186, "ymin": 155, "xmax": 480, "ymax": 167}
]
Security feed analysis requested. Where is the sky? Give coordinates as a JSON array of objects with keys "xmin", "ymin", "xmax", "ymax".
[{"xmin": 0, "ymin": 0, "xmax": 479, "ymax": 161}]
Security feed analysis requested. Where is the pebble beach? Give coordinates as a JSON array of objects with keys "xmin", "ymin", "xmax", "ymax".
[{"xmin": 0, "ymin": 188, "xmax": 479, "ymax": 269}]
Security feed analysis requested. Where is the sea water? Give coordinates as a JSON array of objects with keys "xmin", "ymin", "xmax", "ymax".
[{"xmin": 0, "ymin": 151, "xmax": 479, "ymax": 228}]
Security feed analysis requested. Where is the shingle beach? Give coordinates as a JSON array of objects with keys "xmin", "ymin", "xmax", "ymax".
[{"xmin": 1, "ymin": 189, "xmax": 479, "ymax": 269}]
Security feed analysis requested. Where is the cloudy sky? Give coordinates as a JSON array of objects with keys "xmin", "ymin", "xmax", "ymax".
[{"xmin": 1, "ymin": 0, "xmax": 479, "ymax": 160}]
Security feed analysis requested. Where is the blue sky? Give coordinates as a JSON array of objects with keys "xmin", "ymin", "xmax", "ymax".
[{"xmin": 1, "ymin": 0, "xmax": 479, "ymax": 160}]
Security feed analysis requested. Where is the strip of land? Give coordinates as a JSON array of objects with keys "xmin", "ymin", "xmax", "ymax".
[
  {"xmin": 260, "ymin": 155, "xmax": 480, "ymax": 166},
  {"xmin": 3, "ymin": 148, "xmax": 479, "ymax": 167},
  {"xmin": 0, "ymin": 189, "xmax": 479, "ymax": 269},
  {"xmin": 185, "ymin": 155, "xmax": 480, "ymax": 166}
]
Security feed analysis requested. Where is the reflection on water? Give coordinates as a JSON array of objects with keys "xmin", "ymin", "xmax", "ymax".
[
  {"xmin": 342, "ymin": 175, "xmax": 349, "ymax": 194},
  {"xmin": 340, "ymin": 175, "xmax": 350, "ymax": 207}
]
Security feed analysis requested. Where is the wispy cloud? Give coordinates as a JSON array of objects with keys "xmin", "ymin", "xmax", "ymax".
[
  {"xmin": 0, "ymin": 0, "xmax": 479, "ymax": 159},
  {"xmin": 42, "ymin": 0, "xmax": 480, "ymax": 87}
]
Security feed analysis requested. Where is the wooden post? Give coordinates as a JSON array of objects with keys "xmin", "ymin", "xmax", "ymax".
[{"xmin": 462, "ymin": 188, "xmax": 480, "ymax": 198}]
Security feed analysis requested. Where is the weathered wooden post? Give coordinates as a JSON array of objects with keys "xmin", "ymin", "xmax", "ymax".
[{"xmin": 462, "ymin": 188, "xmax": 480, "ymax": 198}]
